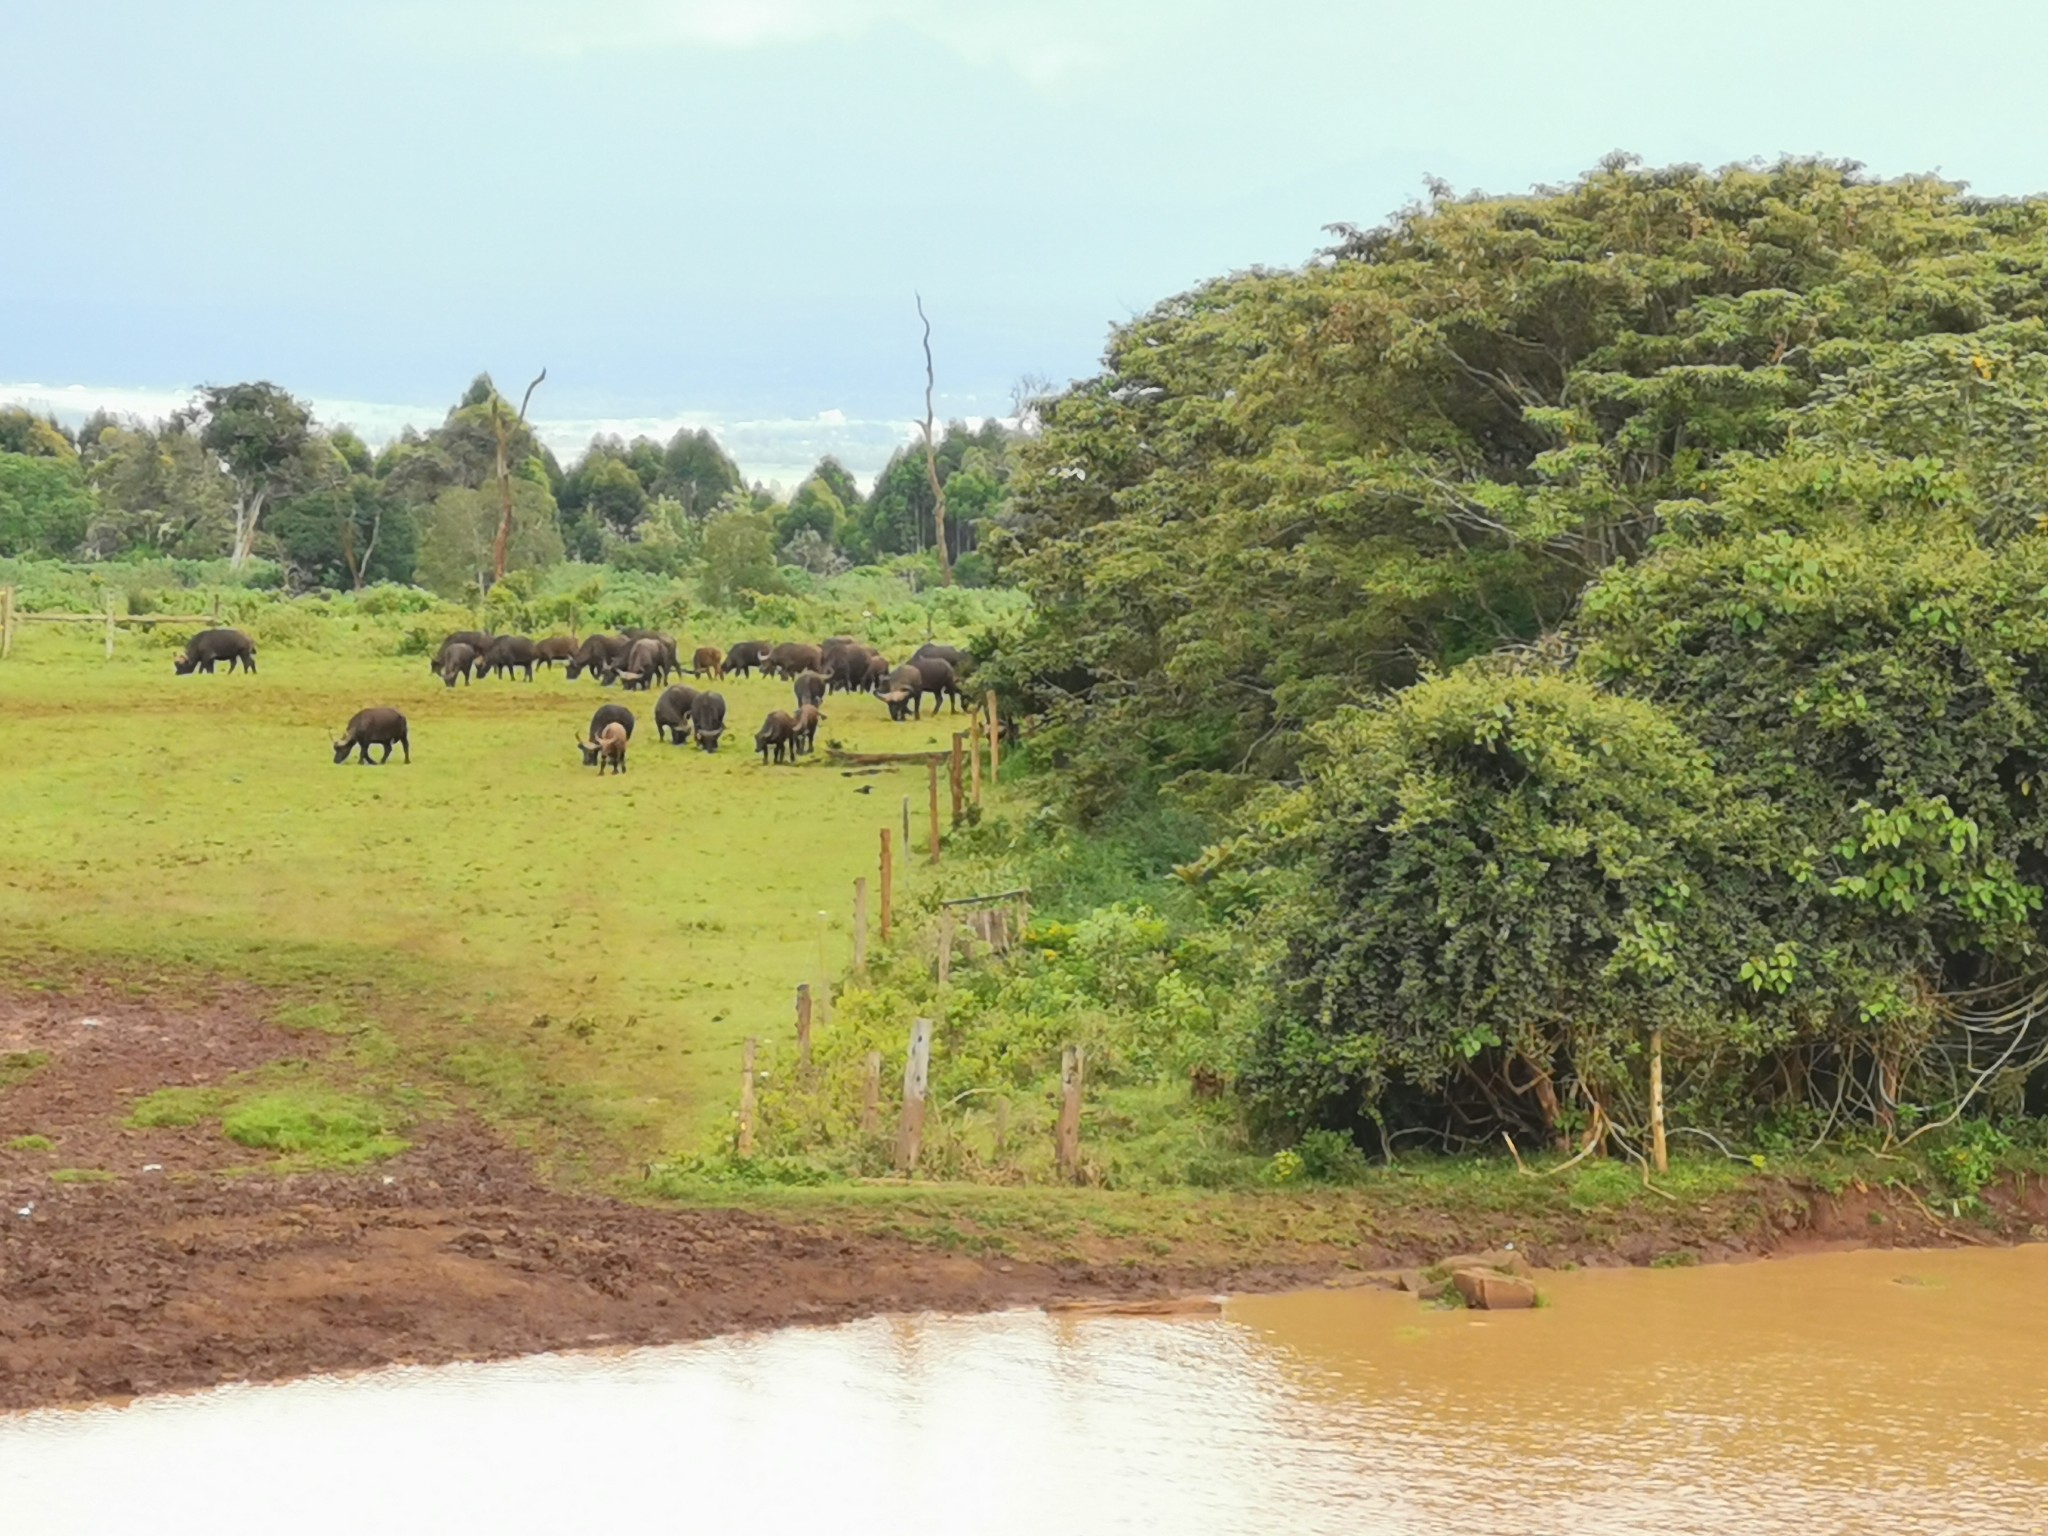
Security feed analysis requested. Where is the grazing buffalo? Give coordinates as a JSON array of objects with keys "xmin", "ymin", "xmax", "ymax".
[
  {"xmin": 792, "ymin": 669, "xmax": 829, "ymax": 710},
  {"xmin": 692, "ymin": 645, "xmax": 724, "ymax": 679},
  {"xmin": 566, "ymin": 633, "xmax": 628, "ymax": 681},
  {"xmin": 755, "ymin": 710, "xmax": 800, "ymax": 765},
  {"xmin": 174, "ymin": 628, "xmax": 258, "ymax": 675},
  {"xmin": 690, "ymin": 691, "xmax": 727, "ymax": 752},
  {"xmin": 655, "ymin": 684, "xmax": 700, "ymax": 743},
  {"xmin": 910, "ymin": 655, "xmax": 961, "ymax": 714},
  {"xmin": 479, "ymin": 635, "xmax": 540, "ymax": 680},
  {"xmin": 912, "ymin": 642, "xmax": 972, "ymax": 677},
  {"xmin": 432, "ymin": 631, "xmax": 491, "ymax": 671},
  {"xmin": 333, "ymin": 707, "xmax": 409, "ymax": 765},
  {"xmin": 437, "ymin": 642, "xmax": 479, "ymax": 687},
  {"xmin": 860, "ymin": 653, "xmax": 893, "ymax": 694},
  {"xmin": 723, "ymin": 640, "xmax": 770, "ymax": 677},
  {"xmin": 578, "ymin": 704, "xmax": 635, "ymax": 767},
  {"xmin": 820, "ymin": 640, "xmax": 870, "ymax": 692},
  {"xmin": 767, "ymin": 641, "xmax": 823, "ymax": 679},
  {"xmin": 792, "ymin": 703, "xmax": 823, "ymax": 756},
  {"xmin": 588, "ymin": 721, "xmax": 629, "ymax": 775},
  {"xmin": 881, "ymin": 664, "xmax": 925, "ymax": 721},
  {"xmin": 613, "ymin": 637, "xmax": 666, "ymax": 691},
  {"xmin": 534, "ymin": 635, "xmax": 579, "ymax": 670}
]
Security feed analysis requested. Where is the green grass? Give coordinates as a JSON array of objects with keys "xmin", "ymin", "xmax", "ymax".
[
  {"xmin": 220, "ymin": 1090, "xmax": 408, "ymax": 1164},
  {"xmin": 126, "ymin": 1086, "xmax": 233, "ymax": 1128},
  {"xmin": 7, "ymin": 1134, "xmax": 55, "ymax": 1151},
  {"xmin": 0, "ymin": 626, "xmax": 977, "ymax": 1173},
  {"xmin": 49, "ymin": 1167, "xmax": 115, "ymax": 1183},
  {"xmin": 0, "ymin": 1050, "xmax": 50, "ymax": 1088}
]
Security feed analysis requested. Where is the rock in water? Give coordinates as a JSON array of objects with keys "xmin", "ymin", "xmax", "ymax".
[{"xmin": 1452, "ymin": 1269, "xmax": 1538, "ymax": 1310}]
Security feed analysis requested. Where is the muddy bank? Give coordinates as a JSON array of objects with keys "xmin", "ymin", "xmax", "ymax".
[{"xmin": 2, "ymin": 988, "xmax": 2036, "ymax": 1413}]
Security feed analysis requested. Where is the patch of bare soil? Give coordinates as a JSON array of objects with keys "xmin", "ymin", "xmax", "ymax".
[{"xmin": 3, "ymin": 988, "xmax": 2038, "ymax": 1412}]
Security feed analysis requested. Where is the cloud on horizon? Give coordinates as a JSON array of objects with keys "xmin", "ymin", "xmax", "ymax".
[
  {"xmin": 383, "ymin": 0, "xmax": 1161, "ymax": 86},
  {"xmin": 0, "ymin": 382, "xmax": 934, "ymax": 492}
]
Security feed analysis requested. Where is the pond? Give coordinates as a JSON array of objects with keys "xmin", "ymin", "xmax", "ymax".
[{"xmin": 5, "ymin": 1246, "xmax": 2044, "ymax": 1534}]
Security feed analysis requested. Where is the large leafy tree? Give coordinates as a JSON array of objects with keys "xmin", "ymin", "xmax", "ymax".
[
  {"xmin": 81, "ymin": 420, "xmax": 235, "ymax": 557},
  {"xmin": 0, "ymin": 408, "xmax": 75, "ymax": 460},
  {"xmin": 1001, "ymin": 158, "xmax": 2048, "ymax": 817},
  {"xmin": 187, "ymin": 381, "xmax": 316, "ymax": 568},
  {"xmin": 0, "ymin": 453, "xmax": 96, "ymax": 556},
  {"xmin": 658, "ymin": 427, "xmax": 743, "ymax": 515}
]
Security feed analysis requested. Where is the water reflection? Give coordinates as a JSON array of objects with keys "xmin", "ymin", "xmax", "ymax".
[{"xmin": 4, "ymin": 1247, "xmax": 2046, "ymax": 1535}]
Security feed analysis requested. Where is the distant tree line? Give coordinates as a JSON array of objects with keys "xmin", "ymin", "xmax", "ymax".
[{"xmin": 0, "ymin": 374, "xmax": 1021, "ymax": 599}]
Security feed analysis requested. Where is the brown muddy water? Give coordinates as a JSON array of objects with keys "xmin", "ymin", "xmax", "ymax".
[{"xmin": 4, "ymin": 1246, "xmax": 2046, "ymax": 1534}]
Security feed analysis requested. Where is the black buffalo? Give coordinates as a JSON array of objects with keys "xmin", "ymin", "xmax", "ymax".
[
  {"xmin": 912, "ymin": 642, "xmax": 972, "ymax": 677},
  {"xmin": 612, "ymin": 637, "xmax": 667, "ymax": 690},
  {"xmin": 792, "ymin": 669, "xmax": 828, "ymax": 710},
  {"xmin": 655, "ymin": 684, "xmax": 700, "ymax": 743},
  {"xmin": 722, "ymin": 640, "xmax": 770, "ymax": 677},
  {"xmin": 566, "ymin": 633, "xmax": 628, "ymax": 681},
  {"xmin": 479, "ymin": 635, "xmax": 540, "ymax": 680},
  {"xmin": 334, "ymin": 707, "xmax": 409, "ymax": 764},
  {"xmin": 437, "ymin": 642, "xmax": 479, "ymax": 686},
  {"xmin": 174, "ymin": 629, "xmax": 258, "ymax": 675},
  {"xmin": 691, "ymin": 691, "xmax": 727, "ymax": 752},
  {"xmin": 534, "ymin": 635, "xmax": 579, "ymax": 670},
  {"xmin": 431, "ymin": 630, "xmax": 491, "ymax": 671}
]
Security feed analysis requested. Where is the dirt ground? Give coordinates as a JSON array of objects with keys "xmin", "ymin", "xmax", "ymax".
[{"xmin": 0, "ymin": 988, "xmax": 2020, "ymax": 1413}]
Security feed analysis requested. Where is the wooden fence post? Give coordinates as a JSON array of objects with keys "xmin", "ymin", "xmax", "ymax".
[
  {"xmin": 950, "ymin": 734, "xmax": 965, "ymax": 825},
  {"xmin": 1649, "ymin": 1028, "xmax": 1668, "ymax": 1174},
  {"xmin": 853, "ymin": 879, "xmax": 869, "ymax": 977},
  {"xmin": 1056, "ymin": 1044, "xmax": 1084, "ymax": 1181},
  {"xmin": 896, "ymin": 1017, "xmax": 933, "ymax": 1172},
  {"xmin": 938, "ymin": 910, "xmax": 955, "ymax": 987},
  {"xmin": 815, "ymin": 910, "xmax": 831, "ymax": 1027},
  {"xmin": 861, "ymin": 1051, "xmax": 882, "ymax": 1134},
  {"xmin": 969, "ymin": 712, "xmax": 983, "ymax": 810},
  {"xmin": 795, "ymin": 985, "xmax": 813, "ymax": 1071},
  {"xmin": 986, "ymin": 691, "xmax": 1001, "ymax": 779},
  {"xmin": 0, "ymin": 586, "xmax": 14, "ymax": 660},
  {"xmin": 103, "ymin": 592, "xmax": 117, "ymax": 660},
  {"xmin": 902, "ymin": 794, "xmax": 911, "ymax": 852},
  {"xmin": 879, "ymin": 828, "xmax": 894, "ymax": 943},
  {"xmin": 927, "ymin": 757, "xmax": 942, "ymax": 864},
  {"xmin": 737, "ymin": 1037, "xmax": 758, "ymax": 1156}
]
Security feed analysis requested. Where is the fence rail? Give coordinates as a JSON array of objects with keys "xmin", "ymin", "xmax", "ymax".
[{"xmin": 0, "ymin": 587, "xmax": 223, "ymax": 660}]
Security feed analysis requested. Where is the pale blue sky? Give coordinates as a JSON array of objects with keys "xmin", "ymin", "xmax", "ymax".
[{"xmin": 5, "ymin": 0, "xmax": 2047, "ymax": 483}]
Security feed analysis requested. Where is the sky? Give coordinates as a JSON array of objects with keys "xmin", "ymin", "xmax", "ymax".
[{"xmin": 6, "ymin": 0, "xmax": 2048, "ymax": 486}]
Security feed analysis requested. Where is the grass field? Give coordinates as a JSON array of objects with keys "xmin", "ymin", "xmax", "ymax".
[{"xmin": 0, "ymin": 622, "xmax": 978, "ymax": 1174}]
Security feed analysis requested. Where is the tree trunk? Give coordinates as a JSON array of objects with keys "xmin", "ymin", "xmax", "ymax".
[
  {"xmin": 916, "ymin": 295, "xmax": 954, "ymax": 585},
  {"xmin": 230, "ymin": 487, "xmax": 268, "ymax": 570},
  {"xmin": 490, "ymin": 369, "xmax": 548, "ymax": 587}
]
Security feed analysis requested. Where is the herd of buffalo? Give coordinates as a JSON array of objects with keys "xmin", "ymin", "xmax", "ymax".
[{"xmin": 171, "ymin": 625, "xmax": 976, "ymax": 774}]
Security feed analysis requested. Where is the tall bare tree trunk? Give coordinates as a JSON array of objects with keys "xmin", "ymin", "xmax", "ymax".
[
  {"xmin": 490, "ymin": 369, "xmax": 548, "ymax": 586},
  {"xmin": 230, "ymin": 488, "xmax": 266, "ymax": 570},
  {"xmin": 916, "ymin": 296, "xmax": 954, "ymax": 586}
]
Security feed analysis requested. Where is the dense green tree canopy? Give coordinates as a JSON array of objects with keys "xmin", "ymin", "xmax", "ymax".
[
  {"xmin": 0, "ymin": 453, "xmax": 97, "ymax": 557},
  {"xmin": 998, "ymin": 158, "xmax": 2048, "ymax": 816}
]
